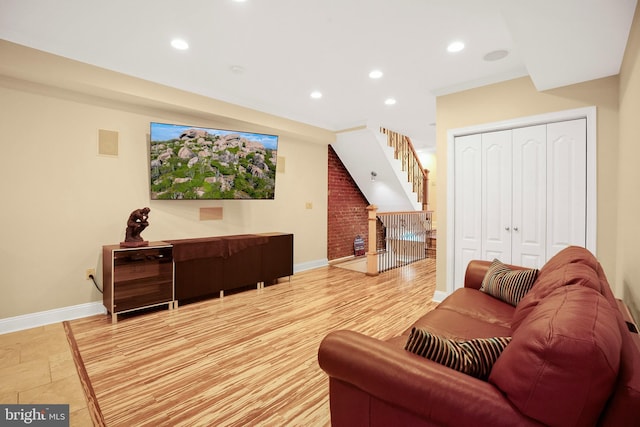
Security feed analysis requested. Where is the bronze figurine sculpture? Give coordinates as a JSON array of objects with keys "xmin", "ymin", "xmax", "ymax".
[{"xmin": 121, "ymin": 207, "xmax": 150, "ymax": 247}]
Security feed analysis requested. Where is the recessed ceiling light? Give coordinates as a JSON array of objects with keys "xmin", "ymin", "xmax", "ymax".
[
  {"xmin": 310, "ymin": 91, "xmax": 323, "ymax": 99},
  {"xmin": 171, "ymin": 39, "xmax": 189, "ymax": 50},
  {"xmin": 369, "ymin": 69, "xmax": 383, "ymax": 79},
  {"xmin": 447, "ymin": 41, "xmax": 465, "ymax": 53},
  {"xmin": 384, "ymin": 98, "xmax": 397, "ymax": 106},
  {"xmin": 483, "ymin": 49, "xmax": 509, "ymax": 62}
]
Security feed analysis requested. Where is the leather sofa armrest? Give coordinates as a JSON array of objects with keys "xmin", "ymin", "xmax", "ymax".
[
  {"xmin": 318, "ymin": 330, "xmax": 542, "ymax": 427},
  {"xmin": 464, "ymin": 260, "xmax": 493, "ymax": 290}
]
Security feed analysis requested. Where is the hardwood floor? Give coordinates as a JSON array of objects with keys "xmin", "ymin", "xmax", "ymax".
[{"xmin": 7, "ymin": 259, "xmax": 437, "ymax": 426}]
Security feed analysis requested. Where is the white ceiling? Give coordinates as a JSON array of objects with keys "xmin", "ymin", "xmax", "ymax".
[{"xmin": 0, "ymin": 0, "xmax": 636, "ymax": 149}]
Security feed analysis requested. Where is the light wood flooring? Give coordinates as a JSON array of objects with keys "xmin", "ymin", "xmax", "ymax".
[{"xmin": 2, "ymin": 259, "xmax": 437, "ymax": 426}]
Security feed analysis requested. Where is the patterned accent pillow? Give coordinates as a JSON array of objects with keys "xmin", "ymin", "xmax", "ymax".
[
  {"xmin": 480, "ymin": 259, "xmax": 538, "ymax": 306},
  {"xmin": 405, "ymin": 328, "xmax": 511, "ymax": 380}
]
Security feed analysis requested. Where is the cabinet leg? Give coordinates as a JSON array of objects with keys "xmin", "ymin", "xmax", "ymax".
[
  {"xmin": 111, "ymin": 313, "xmax": 117, "ymax": 324},
  {"xmin": 220, "ymin": 290, "xmax": 224, "ymax": 298}
]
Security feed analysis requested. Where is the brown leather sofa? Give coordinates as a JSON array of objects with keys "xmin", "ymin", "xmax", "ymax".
[{"xmin": 318, "ymin": 246, "xmax": 640, "ymax": 426}]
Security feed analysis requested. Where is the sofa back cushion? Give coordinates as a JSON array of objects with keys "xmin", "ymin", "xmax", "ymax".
[
  {"xmin": 489, "ymin": 285, "xmax": 621, "ymax": 427},
  {"xmin": 536, "ymin": 245, "xmax": 599, "ymax": 279},
  {"xmin": 511, "ymin": 246, "xmax": 605, "ymax": 332},
  {"xmin": 511, "ymin": 262, "xmax": 602, "ymax": 331}
]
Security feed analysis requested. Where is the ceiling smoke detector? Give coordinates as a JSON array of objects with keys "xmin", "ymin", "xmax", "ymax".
[
  {"xmin": 230, "ymin": 65, "xmax": 245, "ymax": 74},
  {"xmin": 483, "ymin": 49, "xmax": 509, "ymax": 62}
]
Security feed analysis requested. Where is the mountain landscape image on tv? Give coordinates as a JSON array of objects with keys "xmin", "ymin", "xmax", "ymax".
[{"xmin": 150, "ymin": 122, "xmax": 279, "ymax": 200}]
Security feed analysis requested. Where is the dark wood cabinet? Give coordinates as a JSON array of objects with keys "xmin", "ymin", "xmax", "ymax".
[
  {"xmin": 169, "ymin": 233, "xmax": 294, "ymax": 303},
  {"xmin": 172, "ymin": 237, "xmax": 225, "ymax": 300},
  {"xmin": 260, "ymin": 232, "xmax": 294, "ymax": 283},
  {"xmin": 102, "ymin": 234, "xmax": 293, "ymax": 319},
  {"xmin": 103, "ymin": 242, "xmax": 175, "ymax": 323},
  {"xmin": 222, "ymin": 237, "xmax": 264, "ymax": 291}
]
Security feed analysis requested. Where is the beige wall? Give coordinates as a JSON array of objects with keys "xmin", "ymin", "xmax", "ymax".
[
  {"xmin": 435, "ymin": 75, "xmax": 621, "ymax": 294},
  {"xmin": 0, "ymin": 42, "xmax": 333, "ymax": 320},
  {"xmin": 618, "ymin": 7, "xmax": 640, "ymax": 320}
]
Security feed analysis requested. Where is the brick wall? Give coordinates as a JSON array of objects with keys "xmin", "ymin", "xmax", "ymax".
[{"xmin": 327, "ymin": 145, "xmax": 370, "ymax": 260}]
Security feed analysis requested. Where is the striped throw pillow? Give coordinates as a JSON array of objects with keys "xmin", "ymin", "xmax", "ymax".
[
  {"xmin": 480, "ymin": 259, "xmax": 538, "ymax": 306},
  {"xmin": 405, "ymin": 328, "xmax": 511, "ymax": 380}
]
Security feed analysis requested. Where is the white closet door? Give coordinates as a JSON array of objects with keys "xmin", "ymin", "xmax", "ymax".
[
  {"xmin": 454, "ymin": 134, "xmax": 482, "ymax": 286},
  {"xmin": 481, "ymin": 130, "xmax": 512, "ymax": 263},
  {"xmin": 512, "ymin": 125, "xmax": 547, "ymax": 269},
  {"xmin": 546, "ymin": 119, "xmax": 587, "ymax": 258}
]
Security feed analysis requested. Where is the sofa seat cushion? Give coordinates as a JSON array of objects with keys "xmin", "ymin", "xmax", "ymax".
[
  {"xmin": 438, "ymin": 288, "xmax": 515, "ymax": 328},
  {"xmin": 406, "ymin": 289, "xmax": 514, "ymax": 340},
  {"xmin": 489, "ymin": 285, "xmax": 622, "ymax": 427}
]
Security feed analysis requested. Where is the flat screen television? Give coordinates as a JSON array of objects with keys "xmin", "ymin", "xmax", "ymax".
[{"xmin": 150, "ymin": 122, "xmax": 279, "ymax": 200}]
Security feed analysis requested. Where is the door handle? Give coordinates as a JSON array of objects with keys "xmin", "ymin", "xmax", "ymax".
[
  {"xmin": 505, "ymin": 227, "xmax": 510, "ymax": 231},
  {"xmin": 514, "ymin": 226, "xmax": 519, "ymax": 231}
]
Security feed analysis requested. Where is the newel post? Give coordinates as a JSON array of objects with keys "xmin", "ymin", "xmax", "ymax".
[
  {"xmin": 423, "ymin": 169, "xmax": 430, "ymax": 211},
  {"xmin": 366, "ymin": 205, "xmax": 379, "ymax": 276}
]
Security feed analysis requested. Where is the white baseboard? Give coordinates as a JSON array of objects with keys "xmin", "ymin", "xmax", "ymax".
[
  {"xmin": 294, "ymin": 258, "xmax": 329, "ymax": 273},
  {"xmin": 432, "ymin": 290, "xmax": 449, "ymax": 303},
  {"xmin": 328, "ymin": 255, "xmax": 356, "ymax": 265},
  {"xmin": 0, "ymin": 302, "xmax": 106, "ymax": 335}
]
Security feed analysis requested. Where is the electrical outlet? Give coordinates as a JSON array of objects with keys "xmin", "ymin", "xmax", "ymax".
[{"xmin": 85, "ymin": 268, "xmax": 96, "ymax": 280}]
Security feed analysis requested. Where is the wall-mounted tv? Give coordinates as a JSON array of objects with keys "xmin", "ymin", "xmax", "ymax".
[{"xmin": 150, "ymin": 122, "xmax": 279, "ymax": 200}]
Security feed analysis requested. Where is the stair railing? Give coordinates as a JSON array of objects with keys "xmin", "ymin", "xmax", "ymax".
[
  {"xmin": 380, "ymin": 127, "xmax": 430, "ymax": 210},
  {"xmin": 366, "ymin": 205, "xmax": 433, "ymax": 275}
]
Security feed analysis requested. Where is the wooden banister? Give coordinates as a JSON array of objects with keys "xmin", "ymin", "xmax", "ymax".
[
  {"xmin": 380, "ymin": 127, "xmax": 429, "ymax": 210},
  {"xmin": 366, "ymin": 205, "xmax": 379, "ymax": 276}
]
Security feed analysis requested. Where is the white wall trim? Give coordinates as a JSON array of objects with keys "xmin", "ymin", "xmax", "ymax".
[
  {"xmin": 294, "ymin": 258, "xmax": 329, "ymax": 273},
  {"xmin": 446, "ymin": 106, "xmax": 597, "ymax": 295},
  {"xmin": 0, "ymin": 302, "xmax": 106, "ymax": 334},
  {"xmin": 432, "ymin": 290, "xmax": 448, "ymax": 303}
]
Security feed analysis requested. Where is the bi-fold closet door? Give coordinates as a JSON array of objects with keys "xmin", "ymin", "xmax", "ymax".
[{"xmin": 454, "ymin": 119, "xmax": 587, "ymax": 286}]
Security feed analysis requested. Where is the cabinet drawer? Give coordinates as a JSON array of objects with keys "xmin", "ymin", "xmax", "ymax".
[{"xmin": 113, "ymin": 277, "xmax": 173, "ymax": 312}]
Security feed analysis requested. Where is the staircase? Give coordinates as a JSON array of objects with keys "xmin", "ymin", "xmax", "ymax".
[
  {"xmin": 332, "ymin": 126, "xmax": 428, "ymax": 212},
  {"xmin": 333, "ymin": 126, "xmax": 433, "ymax": 275}
]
